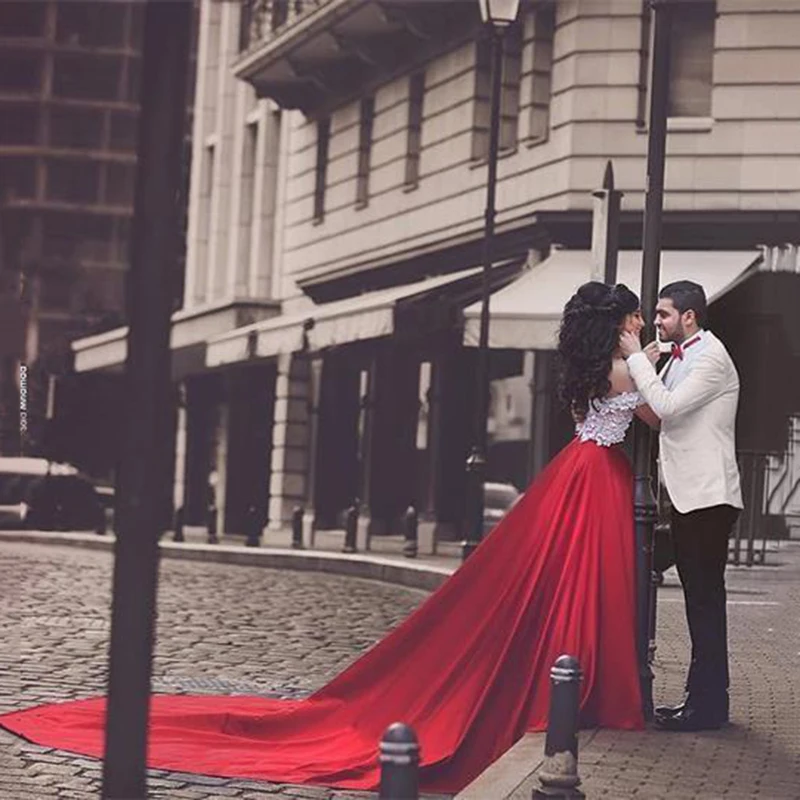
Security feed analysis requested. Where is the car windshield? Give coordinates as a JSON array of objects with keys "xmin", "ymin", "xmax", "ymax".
[{"xmin": 484, "ymin": 485, "xmax": 520, "ymax": 509}]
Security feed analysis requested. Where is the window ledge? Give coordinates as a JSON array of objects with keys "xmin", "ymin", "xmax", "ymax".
[
  {"xmin": 402, "ymin": 181, "xmax": 419, "ymax": 194},
  {"xmin": 668, "ymin": 116, "xmax": 713, "ymax": 132},
  {"xmin": 312, "ymin": 215, "xmax": 324, "ymax": 227},
  {"xmin": 636, "ymin": 117, "xmax": 714, "ymax": 134},
  {"xmin": 525, "ymin": 134, "xmax": 549, "ymax": 149},
  {"xmin": 354, "ymin": 199, "xmax": 369, "ymax": 211},
  {"xmin": 469, "ymin": 146, "xmax": 519, "ymax": 170}
]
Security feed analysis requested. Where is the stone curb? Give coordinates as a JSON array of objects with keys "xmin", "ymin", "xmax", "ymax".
[{"xmin": 0, "ymin": 530, "xmax": 454, "ymax": 592}]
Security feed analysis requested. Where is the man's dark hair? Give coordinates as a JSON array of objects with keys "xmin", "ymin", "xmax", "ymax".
[{"xmin": 659, "ymin": 280, "xmax": 708, "ymax": 327}]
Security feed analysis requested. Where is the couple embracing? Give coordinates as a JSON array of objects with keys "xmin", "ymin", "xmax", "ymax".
[{"xmin": 0, "ymin": 280, "xmax": 742, "ymax": 793}]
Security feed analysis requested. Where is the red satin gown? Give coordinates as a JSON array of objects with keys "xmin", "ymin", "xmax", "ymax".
[{"xmin": 1, "ymin": 419, "xmax": 643, "ymax": 794}]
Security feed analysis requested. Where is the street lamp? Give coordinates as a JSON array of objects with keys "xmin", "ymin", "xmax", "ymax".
[
  {"xmin": 462, "ymin": 0, "xmax": 521, "ymax": 561},
  {"xmin": 478, "ymin": 0, "xmax": 521, "ymax": 27},
  {"xmin": 632, "ymin": 0, "xmax": 673, "ymax": 721}
]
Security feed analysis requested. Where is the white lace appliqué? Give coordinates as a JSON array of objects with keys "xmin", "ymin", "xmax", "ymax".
[{"xmin": 575, "ymin": 391, "xmax": 642, "ymax": 447}]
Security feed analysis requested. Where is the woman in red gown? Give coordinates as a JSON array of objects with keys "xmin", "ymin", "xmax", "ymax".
[{"xmin": 1, "ymin": 282, "xmax": 656, "ymax": 794}]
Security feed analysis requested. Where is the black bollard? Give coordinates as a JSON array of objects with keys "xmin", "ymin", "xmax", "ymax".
[
  {"xmin": 342, "ymin": 505, "xmax": 357, "ymax": 553},
  {"xmin": 245, "ymin": 504, "xmax": 261, "ymax": 548},
  {"xmin": 379, "ymin": 722, "xmax": 419, "ymax": 800},
  {"xmin": 173, "ymin": 505, "xmax": 185, "ymax": 543},
  {"xmin": 402, "ymin": 505, "xmax": 418, "ymax": 559},
  {"xmin": 534, "ymin": 655, "xmax": 585, "ymax": 799},
  {"xmin": 207, "ymin": 502, "xmax": 219, "ymax": 544},
  {"xmin": 291, "ymin": 506, "xmax": 304, "ymax": 549}
]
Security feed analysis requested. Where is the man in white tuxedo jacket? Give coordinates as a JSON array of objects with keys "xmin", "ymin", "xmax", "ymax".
[{"xmin": 621, "ymin": 280, "xmax": 743, "ymax": 732}]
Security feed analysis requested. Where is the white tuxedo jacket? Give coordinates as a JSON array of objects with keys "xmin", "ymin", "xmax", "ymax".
[{"xmin": 627, "ymin": 330, "xmax": 743, "ymax": 514}]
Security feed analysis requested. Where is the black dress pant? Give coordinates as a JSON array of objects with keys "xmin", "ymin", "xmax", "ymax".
[{"xmin": 671, "ymin": 503, "xmax": 739, "ymax": 715}]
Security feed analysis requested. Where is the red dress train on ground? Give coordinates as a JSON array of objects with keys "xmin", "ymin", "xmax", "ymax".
[{"xmin": 0, "ymin": 438, "xmax": 643, "ymax": 794}]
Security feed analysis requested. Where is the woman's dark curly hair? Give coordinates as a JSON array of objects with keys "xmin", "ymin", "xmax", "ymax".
[{"xmin": 557, "ymin": 281, "xmax": 640, "ymax": 421}]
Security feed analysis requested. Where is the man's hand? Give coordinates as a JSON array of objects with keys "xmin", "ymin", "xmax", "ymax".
[
  {"xmin": 619, "ymin": 330, "xmax": 642, "ymax": 358},
  {"xmin": 643, "ymin": 341, "xmax": 661, "ymax": 365}
]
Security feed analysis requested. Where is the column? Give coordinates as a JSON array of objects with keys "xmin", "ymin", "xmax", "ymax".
[
  {"xmin": 213, "ymin": 402, "xmax": 229, "ymax": 534},
  {"xmin": 303, "ymin": 355, "xmax": 323, "ymax": 543},
  {"xmin": 173, "ymin": 391, "xmax": 187, "ymax": 512},
  {"xmin": 268, "ymin": 354, "xmax": 311, "ymax": 529}
]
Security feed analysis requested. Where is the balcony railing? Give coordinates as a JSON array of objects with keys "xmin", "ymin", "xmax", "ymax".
[
  {"xmin": 234, "ymin": 0, "xmax": 480, "ymax": 114},
  {"xmin": 238, "ymin": 0, "xmax": 327, "ymax": 53}
]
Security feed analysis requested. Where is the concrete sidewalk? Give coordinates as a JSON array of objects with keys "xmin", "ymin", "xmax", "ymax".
[{"xmin": 3, "ymin": 528, "xmax": 798, "ymax": 798}]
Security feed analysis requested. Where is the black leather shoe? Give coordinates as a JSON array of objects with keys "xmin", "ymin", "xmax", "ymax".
[
  {"xmin": 654, "ymin": 700, "xmax": 687, "ymax": 719},
  {"xmin": 654, "ymin": 706, "xmax": 725, "ymax": 732},
  {"xmin": 656, "ymin": 694, "xmax": 729, "ymax": 723}
]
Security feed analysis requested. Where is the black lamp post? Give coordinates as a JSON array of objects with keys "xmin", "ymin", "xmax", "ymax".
[
  {"xmin": 462, "ymin": 0, "xmax": 521, "ymax": 561},
  {"xmin": 632, "ymin": 0, "xmax": 673, "ymax": 721}
]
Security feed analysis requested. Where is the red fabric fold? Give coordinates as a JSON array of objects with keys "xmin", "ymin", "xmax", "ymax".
[{"xmin": 1, "ymin": 438, "xmax": 643, "ymax": 793}]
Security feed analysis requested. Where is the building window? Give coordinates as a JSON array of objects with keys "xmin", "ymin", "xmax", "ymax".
[
  {"xmin": 313, "ymin": 117, "xmax": 330, "ymax": 222},
  {"xmin": 528, "ymin": 3, "xmax": 555, "ymax": 144},
  {"xmin": 405, "ymin": 72, "xmax": 425, "ymax": 188},
  {"xmin": 0, "ymin": 159, "xmax": 36, "ymax": 200},
  {"xmin": 109, "ymin": 110, "xmax": 139, "ymax": 152},
  {"xmin": 356, "ymin": 96, "xmax": 374, "ymax": 208},
  {"xmin": 472, "ymin": 20, "xmax": 524, "ymax": 160},
  {"xmin": 46, "ymin": 158, "xmax": 101, "ymax": 204},
  {"xmin": 667, "ymin": 1, "xmax": 715, "ymax": 118},
  {"xmin": 49, "ymin": 106, "xmax": 104, "ymax": 150},
  {"xmin": 53, "ymin": 53, "xmax": 123, "ymax": 102},
  {"xmin": 0, "ymin": 2, "xmax": 46, "ymax": 38},
  {"xmin": 199, "ymin": 144, "xmax": 215, "ymax": 291},
  {"xmin": 0, "ymin": 51, "xmax": 41, "ymax": 93},
  {"xmin": 105, "ymin": 163, "xmax": 136, "ymax": 207},
  {"xmin": 0, "ymin": 104, "xmax": 40, "ymax": 146},
  {"xmin": 55, "ymin": 1, "xmax": 126, "ymax": 48},
  {"xmin": 238, "ymin": 121, "xmax": 258, "ymax": 284}
]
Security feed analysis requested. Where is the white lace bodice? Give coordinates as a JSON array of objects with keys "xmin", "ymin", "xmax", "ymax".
[{"xmin": 575, "ymin": 391, "xmax": 642, "ymax": 447}]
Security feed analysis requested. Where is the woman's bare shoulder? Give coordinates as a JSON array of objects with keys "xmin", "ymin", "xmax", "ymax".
[{"xmin": 608, "ymin": 357, "xmax": 637, "ymax": 396}]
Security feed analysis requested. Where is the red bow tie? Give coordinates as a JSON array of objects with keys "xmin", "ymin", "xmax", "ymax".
[{"xmin": 671, "ymin": 335, "xmax": 701, "ymax": 361}]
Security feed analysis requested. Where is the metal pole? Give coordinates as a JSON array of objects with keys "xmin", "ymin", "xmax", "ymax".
[
  {"xmin": 632, "ymin": 0, "xmax": 672, "ymax": 722},
  {"xmin": 463, "ymin": 25, "xmax": 504, "ymax": 561},
  {"xmin": 101, "ymin": 2, "xmax": 192, "ymax": 797}
]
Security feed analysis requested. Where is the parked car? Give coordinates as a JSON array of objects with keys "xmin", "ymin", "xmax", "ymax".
[
  {"xmin": 0, "ymin": 457, "xmax": 106, "ymax": 533},
  {"xmin": 483, "ymin": 481, "xmax": 522, "ymax": 534}
]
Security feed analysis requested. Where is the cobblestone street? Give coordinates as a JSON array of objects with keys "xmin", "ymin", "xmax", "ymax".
[
  {"xmin": 2, "ymin": 539, "xmax": 799, "ymax": 799},
  {"xmin": 0, "ymin": 542, "xmax": 429, "ymax": 799}
]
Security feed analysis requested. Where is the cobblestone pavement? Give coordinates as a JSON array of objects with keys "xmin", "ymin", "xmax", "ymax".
[
  {"xmin": 0, "ymin": 542, "xmax": 436, "ymax": 800},
  {"xmin": 3, "ymin": 540, "xmax": 799, "ymax": 800}
]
